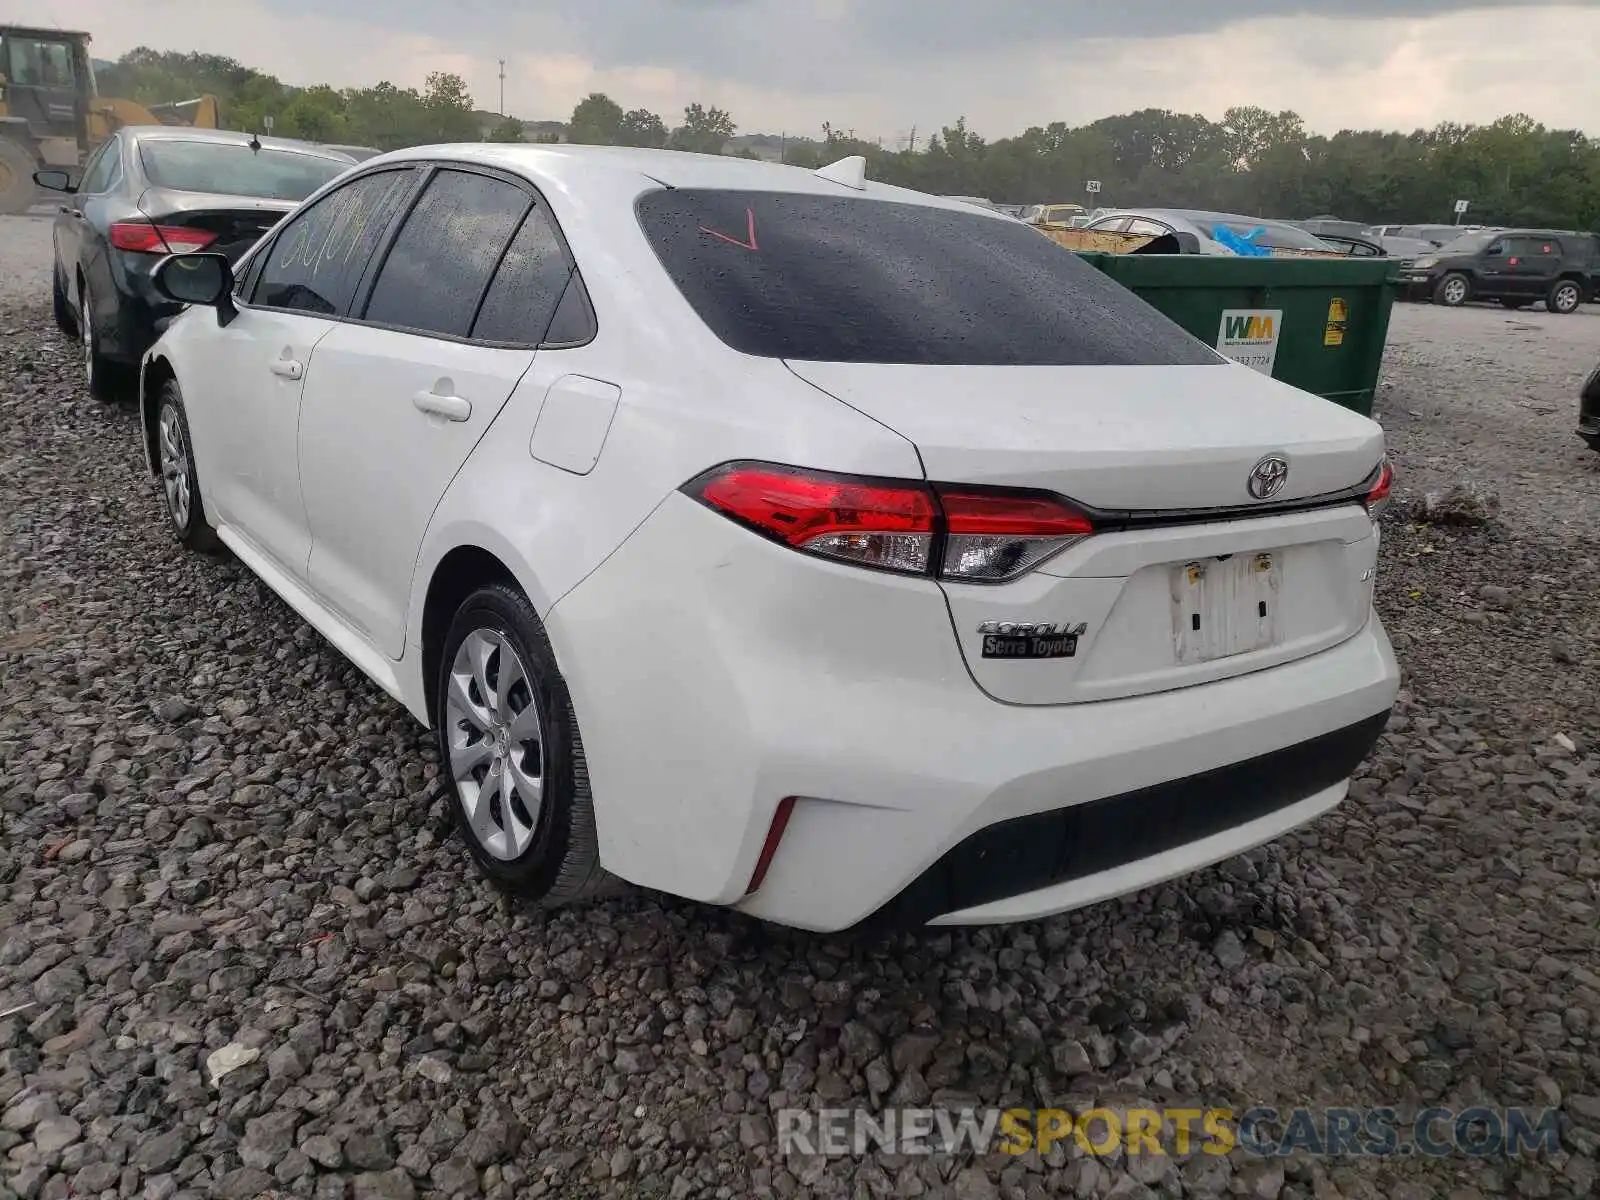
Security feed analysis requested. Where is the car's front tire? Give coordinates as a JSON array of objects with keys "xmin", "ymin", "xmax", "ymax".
[
  {"xmin": 1434, "ymin": 273, "xmax": 1470, "ymax": 307},
  {"xmin": 154, "ymin": 380, "xmax": 222, "ymax": 553},
  {"xmin": 1547, "ymin": 279, "xmax": 1583, "ymax": 315},
  {"xmin": 436, "ymin": 583, "xmax": 614, "ymax": 906}
]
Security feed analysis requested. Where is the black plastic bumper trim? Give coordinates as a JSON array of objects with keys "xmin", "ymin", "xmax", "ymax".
[{"xmin": 860, "ymin": 709, "xmax": 1391, "ymax": 930}]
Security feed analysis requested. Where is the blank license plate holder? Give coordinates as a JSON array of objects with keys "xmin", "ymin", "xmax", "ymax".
[{"xmin": 1172, "ymin": 552, "xmax": 1281, "ymax": 665}]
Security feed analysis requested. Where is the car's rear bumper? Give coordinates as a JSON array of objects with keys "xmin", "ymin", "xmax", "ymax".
[
  {"xmin": 548, "ymin": 494, "xmax": 1400, "ymax": 931},
  {"xmin": 97, "ymin": 250, "xmax": 183, "ymax": 364}
]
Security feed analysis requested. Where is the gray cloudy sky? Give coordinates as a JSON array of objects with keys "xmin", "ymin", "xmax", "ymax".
[{"xmin": 28, "ymin": 0, "xmax": 1600, "ymax": 140}]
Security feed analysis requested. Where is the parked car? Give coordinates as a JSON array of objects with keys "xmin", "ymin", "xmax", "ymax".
[
  {"xmin": 1298, "ymin": 231, "xmax": 1387, "ymax": 258},
  {"xmin": 1376, "ymin": 234, "xmax": 1439, "ymax": 264},
  {"xmin": 1579, "ymin": 363, "xmax": 1600, "ymax": 453},
  {"xmin": 35, "ymin": 127, "xmax": 354, "ymax": 398},
  {"xmin": 1398, "ymin": 228, "xmax": 1593, "ymax": 313},
  {"xmin": 137, "ymin": 145, "xmax": 1398, "ymax": 932},
  {"xmin": 1374, "ymin": 223, "xmax": 1487, "ymax": 248},
  {"xmin": 1294, "ymin": 218, "xmax": 1379, "ymax": 243},
  {"xmin": 1084, "ymin": 208, "xmax": 1341, "ymax": 256},
  {"xmin": 319, "ymin": 143, "xmax": 382, "ymax": 162},
  {"xmin": 1024, "ymin": 202, "xmax": 1088, "ymax": 226}
]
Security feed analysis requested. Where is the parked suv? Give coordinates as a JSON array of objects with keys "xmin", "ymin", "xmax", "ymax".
[{"xmin": 1400, "ymin": 229, "xmax": 1593, "ymax": 313}]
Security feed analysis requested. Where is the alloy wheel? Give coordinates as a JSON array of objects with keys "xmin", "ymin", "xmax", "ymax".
[
  {"xmin": 158, "ymin": 405, "xmax": 192, "ymax": 531},
  {"xmin": 1554, "ymin": 283, "xmax": 1581, "ymax": 313},
  {"xmin": 445, "ymin": 628, "xmax": 545, "ymax": 861},
  {"xmin": 1443, "ymin": 278, "xmax": 1467, "ymax": 305}
]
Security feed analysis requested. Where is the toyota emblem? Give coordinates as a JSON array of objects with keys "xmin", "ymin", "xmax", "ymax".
[{"xmin": 1248, "ymin": 455, "xmax": 1290, "ymax": 500}]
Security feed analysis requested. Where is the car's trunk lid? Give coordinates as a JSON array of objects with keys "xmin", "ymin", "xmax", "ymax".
[
  {"xmin": 787, "ymin": 360, "xmax": 1386, "ymax": 704},
  {"xmin": 136, "ymin": 188, "xmax": 296, "ymax": 262},
  {"xmin": 785, "ymin": 361, "xmax": 1383, "ymax": 510}
]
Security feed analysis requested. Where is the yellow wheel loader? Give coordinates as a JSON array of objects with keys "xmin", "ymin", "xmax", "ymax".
[{"xmin": 0, "ymin": 26, "xmax": 220, "ymax": 214}]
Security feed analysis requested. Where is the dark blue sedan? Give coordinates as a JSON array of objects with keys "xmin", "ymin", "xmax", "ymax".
[{"xmin": 34, "ymin": 127, "xmax": 354, "ymax": 399}]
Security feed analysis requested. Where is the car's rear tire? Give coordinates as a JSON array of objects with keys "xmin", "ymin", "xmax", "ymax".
[
  {"xmin": 1547, "ymin": 279, "xmax": 1583, "ymax": 315},
  {"xmin": 154, "ymin": 379, "xmax": 222, "ymax": 553},
  {"xmin": 436, "ymin": 583, "xmax": 616, "ymax": 906},
  {"xmin": 1434, "ymin": 273, "xmax": 1470, "ymax": 307},
  {"xmin": 78, "ymin": 279, "xmax": 121, "ymax": 401},
  {"xmin": 52, "ymin": 263, "xmax": 74, "ymax": 335}
]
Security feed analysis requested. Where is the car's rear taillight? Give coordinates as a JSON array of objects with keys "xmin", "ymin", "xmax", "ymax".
[
  {"xmin": 694, "ymin": 463, "xmax": 937, "ymax": 574},
  {"xmin": 939, "ymin": 490, "xmax": 1094, "ymax": 582},
  {"xmin": 1364, "ymin": 459, "xmax": 1393, "ymax": 519},
  {"xmin": 685, "ymin": 462, "xmax": 1094, "ymax": 583},
  {"xmin": 110, "ymin": 222, "xmax": 218, "ymax": 255}
]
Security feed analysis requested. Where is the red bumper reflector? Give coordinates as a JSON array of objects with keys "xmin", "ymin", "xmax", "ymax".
[{"xmin": 746, "ymin": 796, "xmax": 797, "ymax": 894}]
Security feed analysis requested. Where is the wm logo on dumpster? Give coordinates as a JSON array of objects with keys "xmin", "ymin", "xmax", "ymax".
[{"xmin": 1223, "ymin": 314, "xmax": 1275, "ymax": 341}]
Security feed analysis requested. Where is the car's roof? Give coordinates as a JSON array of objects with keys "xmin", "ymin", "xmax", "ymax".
[
  {"xmin": 123, "ymin": 126, "xmax": 354, "ymax": 160},
  {"xmin": 356, "ymin": 143, "xmax": 1013, "ymax": 216}
]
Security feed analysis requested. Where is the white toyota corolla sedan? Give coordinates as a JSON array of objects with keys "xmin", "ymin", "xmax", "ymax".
[{"xmin": 137, "ymin": 144, "xmax": 1399, "ymax": 932}]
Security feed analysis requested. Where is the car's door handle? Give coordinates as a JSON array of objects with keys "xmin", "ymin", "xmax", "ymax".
[
  {"xmin": 412, "ymin": 391, "xmax": 472, "ymax": 422},
  {"xmin": 270, "ymin": 359, "xmax": 304, "ymax": 380}
]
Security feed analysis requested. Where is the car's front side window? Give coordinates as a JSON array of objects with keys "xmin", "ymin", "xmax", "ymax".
[
  {"xmin": 360, "ymin": 168, "xmax": 531, "ymax": 338},
  {"xmin": 252, "ymin": 168, "xmax": 416, "ymax": 317}
]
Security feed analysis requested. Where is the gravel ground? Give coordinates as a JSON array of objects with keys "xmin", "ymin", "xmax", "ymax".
[
  {"xmin": 0, "ymin": 213, "xmax": 54, "ymax": 307},
  {"xmin": 2, "ymin": 226, "xmax": 1598, "ymax": 1200}
]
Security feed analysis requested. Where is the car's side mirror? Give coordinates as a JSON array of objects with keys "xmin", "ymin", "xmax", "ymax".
[
  {"xmin": 152, "ymin": 253, "xmax": 238, "ymax": 327},
  {"xmin": 33, "ymin": 169, "xmax": 75, "ymax": 194}
]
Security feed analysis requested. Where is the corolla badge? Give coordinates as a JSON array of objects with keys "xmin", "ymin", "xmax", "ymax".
[{"xmin": 1247, "ymin": 454, "xmax": 1290, "ymax": 500}]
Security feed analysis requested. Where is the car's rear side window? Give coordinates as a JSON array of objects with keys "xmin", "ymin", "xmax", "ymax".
[
  {"xmin": 470, "ymin": 203, "xmax": 586, "ymax": 344},
  {"xmin": 634, "ymin": 190, "xmax": 1218, "ymax": 366}
]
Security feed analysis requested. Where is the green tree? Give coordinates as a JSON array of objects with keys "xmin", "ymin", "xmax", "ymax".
[
  {"xmin": 487, "ymin": 117, "xmax": 526, "ymax": 143},
  {"xmin": 672, "ymin": 103, "xmax": 735, "ymax": 154},
  {"xmin": 569, "ymin": 93, "xmax": 625, "ymax": 145},
  {"xmin": 618, "ymin": 108, "xmax": 668, "ymax": 148},
  {"xmin": 421, "ymin": 72, "xmax": 479, "ymax": 141},
  {"xmin": 278, "ymin": 85, "xmax": 347, "ymax": 142},
  {"xmin": 83, "ymin": 44, "xmax": 1600, "ymax": 229},
  {"xmin": 1220, "ymin": 106, "xmax": 1306, "ymax": 171}
]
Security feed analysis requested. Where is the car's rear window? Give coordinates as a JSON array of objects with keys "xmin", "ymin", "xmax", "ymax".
[
  {"xmin": 139, "ymin": 141, "xmax": 350, "ymax": 202},
  {"xmin": 634, "ymin": 189, "xmax": 1220, "ymax": 366}
]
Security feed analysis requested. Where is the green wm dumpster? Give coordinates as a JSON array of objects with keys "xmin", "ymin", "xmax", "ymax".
[{"xmin": 1075, "ymin": 253, "xmax": 1400, "ymax": 417}]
